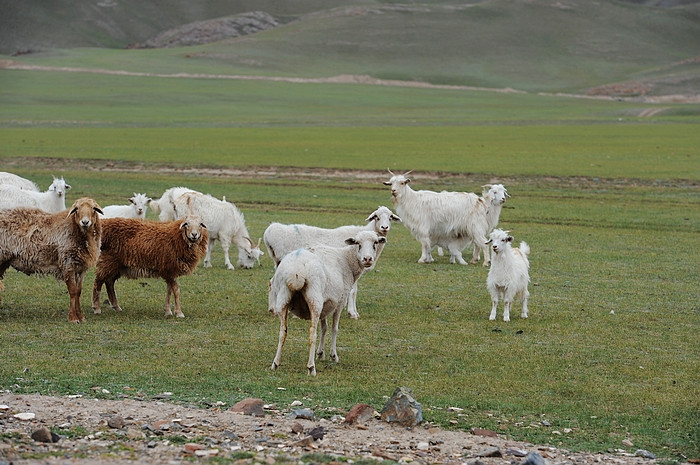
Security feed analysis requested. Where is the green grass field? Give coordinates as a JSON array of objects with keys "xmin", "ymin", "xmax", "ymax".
[{"xmin": 1, "ymin": 7, "xmax": 699, "ymax": 459}]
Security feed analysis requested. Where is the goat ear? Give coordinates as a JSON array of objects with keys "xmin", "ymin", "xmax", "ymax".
[
  {"xmin": 382, "ymin": 181, "xmax": 392, "ymax": 186},
  {"xmin": 65, "ymin": 184, "xmax": 72, "ymax": 190},
  {"xmin": 485, "ymin": 238, "xmax": 493, "ymax": 245},
  {"xmin": 507, "ymin": 236, "xmax": 514, "ymax": 242},
  {"xmin": 345, "ymin": 238, "xmax": 358, "ymax": 246}
]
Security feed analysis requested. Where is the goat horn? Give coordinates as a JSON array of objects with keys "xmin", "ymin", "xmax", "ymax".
[
  {"xmin": 246, "ymin": 237, "xmax": 255, "ymax": 248},
  {"xmin": 256, "ymin": 237, "xmax": 262, "ymax": 247},
  {"xmin": 404, "ymin": 169, "xmax": 413, "ymax": 176},
  {"xmin": 387, "ymin": 168, "xmax": 395, "ymax": 176}
]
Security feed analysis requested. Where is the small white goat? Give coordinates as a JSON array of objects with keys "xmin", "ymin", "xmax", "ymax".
[
  {"xmin": 100, "ymin": 193, "xmax": 152, "ymax": 219},
  {"xmin": 486, "ymin": 229, "xmax": 530, "ymax": 322},
  {"xmin": 172, "ymin": 191, "xmax": 263, "ymax": 269},
  {"xmin": 149, "ymin": 186, "xmax": 195, "ymax": 222},
  {"xmin": 263, "ymin": 206, "xmax": 400, "ymax": 319},
  {"xmin": 0, "ymin": 176, "xmax": 71, "ymax": 213},
  {"xmin": 437, "ymin": 183, "xmax": 509, "ymax": 266},
  {"xmin": 0, "ymin": 172, "xmax": 40, "ymax": 191},
  {"xmin": 269, "ymin": 230, "xmax": 386, "ymax": 376}
]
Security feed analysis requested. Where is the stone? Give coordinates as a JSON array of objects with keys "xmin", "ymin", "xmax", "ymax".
[
  {"xmin": 31, "ymin": 427, "xmax": 57, "ymax": 443},
  {"xmin": 289, "ymin": 408, "xmax": 314, "ymax": 420},
  {"xmin": 380, "ymin": 387, "xmax": 423, "ymax": 427},
  {"xmin": 230, "ymin": 398, "xmax": 265, "ymax": 417},
  {"xmin": 184, "ymin": 443, "xmax": 205, "ymax": 453},
  {"xmin": 107, "ymin": 416, "xmax": 125, "ymax": 429},
  {"xmin": 344, "ymin": 403, "xmax": 375, "ymax": 425},
  {"xmin": 476, "ymin": 447, "xmax": 502, "ymax": 457},
  {"xmin": 622, "ymin": 438, "xmax": 634, "ymax": 447},
  {"xmin": 309, "ymin": 426, "xmax": 325, "ymax": 440},
  {"xmin": 635, "ymin": 449, "xmax": 656, "ymax": 459},
  {"xmin": 471, "ymin": 427, "xmax": 498, "ymax": 437},
  {"xmin": 13, "ymin": 412, "xmax": 35, "ymax": 421},
  {"xmin": 521, "ymin": 451, "xmax": 548, "ymax": 465}
]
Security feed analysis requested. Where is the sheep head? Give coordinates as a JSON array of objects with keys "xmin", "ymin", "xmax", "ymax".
[
  {"xmin": 69, "ymin": 197, "xmax": 103, "ymax": 230},
  {"xmin": 180, "ymin": 214, "xmax": 207, "ymax": 245},
  {"xmin": 345, "ymin": 230, "xmax": 387, "ymax": 269},
  {"xmin": 366, "ymin": 206, "xmax": 401, "ymax": 236}
]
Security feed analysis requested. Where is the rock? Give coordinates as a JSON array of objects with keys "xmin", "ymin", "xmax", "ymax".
[
  {"xmin": 107, "ymin": 416, "xmax": 125, "ymax": 429},
  {"xmin": 289, "ymin": 409, "xmax": 314, "ymax": 421},
  {"xmin": 635, "ymin": 449, "xmax": 656, "ymax": 459},
  {"xmin": 476, "ymin": 447, "xmax": 502, "ymax": 457},
  {"xmin": 291, "ymin": 422, "xmax": 304, "ymax": 434},
  {"xmin": 506, "ymin": 447, "xmax": 529, "ymax": 457},
  {"xmin": 521, "ymin": 451, "xmax": 548, "ymax": 465},
  {"xmin": 622, "ymin": 438, "xmax": 634, "ymax": 447},
  {"xmin": 471, "ymin": 427, "xmax": 498, "ymax": 437},
  {"xmin": 230, "ymin": 398, "xmax": 265, "ymax": 417},
  {"xmin": 344, "ymin": 403, "xmax": 375, "ymax": 425},
  {"xmin": 380, "ymin": 387, "xmax": 422, "ymax": 427},
  {"xmin": 309, "ymin": 426, "xmax": 325, "ymax": 440},
  {"xmin": 292, "ymin": 435, "xmax": 314, "ymax": 447},
  {"xmin": 13, "ymin": 412, "xmax": 35, "ymax": 421},
  {"xmin": 31, "ymin": 427, "xmax": 57, "ymax": 443},
  {"xmin": 184, "ymin": 443, "xmax": 205, "ymax": 453}
]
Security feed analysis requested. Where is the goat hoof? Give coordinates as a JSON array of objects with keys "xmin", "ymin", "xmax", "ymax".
[
  {"xmin": 270, "ymin": 362, "xmax": 279, "ymax": 371},
  {"xmin": 307, "ymin": 366, "xmax": 317, "ymax": 376}
]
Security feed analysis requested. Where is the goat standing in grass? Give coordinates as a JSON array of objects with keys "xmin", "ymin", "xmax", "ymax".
[{"xmin": 486, "ymin": 229, "xmax": 530, "ymax": 322}]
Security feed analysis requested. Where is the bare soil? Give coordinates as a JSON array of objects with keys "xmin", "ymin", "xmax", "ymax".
[{"xmin": 0, "ymin": 393, "xmax": 665, "ymax": 465}]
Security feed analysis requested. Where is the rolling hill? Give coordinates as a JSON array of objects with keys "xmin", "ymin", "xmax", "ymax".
[{"xmin": 1, "ymin": 0, "xmax": 699, "ymax": 95}]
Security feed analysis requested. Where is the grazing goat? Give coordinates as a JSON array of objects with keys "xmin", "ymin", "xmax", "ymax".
[
  {"xmin": 0, "ymin": 172, "xmax": 39, "ymax": 191},
  {"xmin": 384, "ymin": 170, "xmax": 489, "ymax": 265},
  {"xmin": 172, "ymin": 191, "xmax": 263, "ymax": 269},
  {"xmin": 0, "ymin": 198, "xmax": 103, "ymax": 323},
  {"xmin": 149, "ymin": 186, "xmax": 195, "ymax": 222},
  {"xmin": 100, "ymin": 193, "xmax": 152, "ymax": 219},
  {"xmin": 0, "ymin": 176, "xmax": 71, "ymax": 213},
  {"xmin": 92, "ymin": 215, "xmax": 208, "ymax": 318},
  {"xmin": 269, "ymin": 230, "xmax": 386, "ymax": 375},
  {"xmin": 486, "ymin": 229, "xmax": 530, "ymax": 322},
  {"xmin": 263, "ymin": 206, "xmax": 400, "ymax": 318},
  {"xmin": 437, "ymin": 183, "xmax": 509, "ymax": 266}
]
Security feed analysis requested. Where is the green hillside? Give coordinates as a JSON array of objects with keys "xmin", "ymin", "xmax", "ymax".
[{"xmin": 1, "ymin": 0, "xmax": 699, "ymax": 95}]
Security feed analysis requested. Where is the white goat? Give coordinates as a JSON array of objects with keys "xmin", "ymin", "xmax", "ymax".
[
  {"xmin": 437, "ymin": 183, "xmax": 509, "ymax": 266},
  {"xmin": 149, "ymin": 186, "xmax": 195, "ymax": 222},
  {"xmin": 0, "ymin": 172, "xmax": 39, "ymax": 191},
  {"xmin": 172, "ymin": 191, "xmax": 263, "ymax": 269},
  {"xmin": 0, "ymin": 176, "xmax": 71, "ymax": 213},
  {"xmin": 263, "ymin": 206, "xmax": 400, "ymax": 319},
  {"xmin": 384, "ymin": 170, "xmax": 490, "ymax": 265},
  {"xmin": 100, "ymin": 193, "xmax": 152, "ymax": 219},
  {"xmin": 0, "ymin": 198, "xmax": 103, "ymax": 323},
  {"xmin": 486, "ymin": 229, "xmax": 530, "ymax": 322},
  {"xmin": 269, "ymin": 230, "xmax": 386, "ymax": 376}
]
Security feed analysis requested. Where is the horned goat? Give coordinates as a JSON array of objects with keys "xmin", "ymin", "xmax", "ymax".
[
  {"xmin": 171, "ymin": 191, "xmax": 263, "ymax": 269},
  {"xmin": 92, "ymin": 215, "xmax": 208, "ymax": 318},
  {"xmin": 263, "ymin": 206, "xmax": 400, "ymax": 319},
  {"xmin": 100, "ymin": 193, "xmax": 151, "ymax": 219},
  {"xmin": 486, "ymin": 228, "xmax": 530, "ymax": 322},
  {"xmin": 0, "ymin": 176, "xmax": 71, "ymax": 213},
  {"xmin": 269, "ymin": 230, "xmax": 386, "ymax": 376},
  {"xmin": 0, "ymin": 198, "xmax": 103, "ymax": 323}
]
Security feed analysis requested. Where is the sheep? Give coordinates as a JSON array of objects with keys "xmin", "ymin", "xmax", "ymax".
[
  {"xmin": 0, "ymin": 176, "xmax": 71, "ymax": 213},
  {"xmin": 437, "ymin": 183, "xmax": 509, "ymax": 266},
  {"xmin": 269, "ymin": 230, "xmax": 386, "ymax": 375},
  {"xmin": 383, "ymin": 169, "xmax": 487, "ymax": 265},
  {"xmin": 0, "ymin": 172, "xmax": 39, "ymax": 191},
  {"xmin": 486, "ymin": 228, "xmax": 530, "ymax": 322},
  {"xmin": 263, "ymin": 206, "xmax": 400, "ymax": 319},
  {"xmin": 91, "ymin": 215, "xmax": 208, "ymax": 318},
  {"xmin": 171, "ymin": 191, "xmax": 263, "ymax": 270},
  {"xmin": 100, "ymin": 193, "xmax": 152, "ymax": 219},
  {"xmin": 0, "ymin": 198, "xmax": 103, "ymax": 323},
  {"xmin": 149, "ymin": 186, "xmax": 195, "ymax": 222}
]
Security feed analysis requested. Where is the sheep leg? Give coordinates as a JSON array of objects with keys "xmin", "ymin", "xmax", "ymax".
[
  {"xmin": 328, "ymin": 309, "xmax": 341, "ymax": 363},
  {"xmin": 306, "ymin": 299, "xmax": 322, "ymax": 376},
  {"xmin": 165, "ymin": 278, "xmax": 184, "ymax": 318},
  {"xmin": 418, "ymin": 238, "xmax": 434, "ymax": 264},
  {"xmin": 0, "ymin": 261, "xmax": 10, "ymax": 304},
  {"xmin": 316, "ymin": 317, "xmax": 327, "ymax": 360},
  {"xmin": 346, "ymin": 282, "xmax": 359, "ymax": 319},
  {"xmin": 104, "ymin": 278, "xmax": 123, "ymax": 312},
  {"xmin": 65, "ymin": 273, "xmax": 85, "ymax": 324},
  {"xmin": 91, "ymin": 276, "xmax": 103, "ymax": 314},
  {"xmin": 203, "ymin": 238, "xmax": 215, "ymax": 268},
  {"xmin": 271, "ymin": 307, "xmax": 288, "ymax": 371}
]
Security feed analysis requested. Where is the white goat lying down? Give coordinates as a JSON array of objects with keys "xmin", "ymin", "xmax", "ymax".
[
  {"xmin": 268, "ymin": 230, "xmax": 386, "ymax": 376},
  {"xmin": 0, "ymin": 176, "xmax": 71, "ymax": 213},
  {"xmin": 0, "ymin": 172, "xmax": 40, "ymax": 191},
  {"xmin": 263, "ymin": 206, "xmax": 400, "ymax": 319},
  {"xmin": 486, "ymin": 229, "xmax": 530, "ymax": 322},
  {"xmin": 100, "ymin": 193, "xmax": 151, "ymax": 219},
  {"xmin": 384, "ymin": 170, "xmax": 501, "ymax": 266}
]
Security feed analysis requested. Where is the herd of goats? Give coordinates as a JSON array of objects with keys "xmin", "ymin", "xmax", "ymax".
[{"xmin": 0, "ymin": 170, "xmax": 530, "ymax": 375}]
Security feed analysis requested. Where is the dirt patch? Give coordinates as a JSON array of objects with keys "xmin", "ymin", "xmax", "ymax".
[{"xmin": 0, "ymin": 393, "xmax": 663, "ymax": 465}]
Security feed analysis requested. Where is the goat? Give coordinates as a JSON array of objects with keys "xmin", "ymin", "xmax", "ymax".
[
  {"xmin": 92, "ymin": 215, "xmax": 208, "ymax": 318},
  {"xmin": 0, "ymin": 172, "xmax": 39, "ymax": 191},
  {"xmin": 171, "ymin": 191, "xmax": 263, "ymax": 269},
  {"xmin": 100, "ymin": 193, "xmax": 151, "ymax": 219},
  {"xmin": 263, "ymin": 206, "xmax": 400, "ymax": 318},
  {"xmin": 149, "ymin": 186, "xmax": 195, "ymax": 222},
  {"xmin": 0, "ymin": 176, "xmax": 71, "ymax": 213},
  {"xmin": 486, "ymin": 229, "xmax": 530, "ymax": 322},
  {"xmin": 383, "ymin": 170, "xmax": 489, "ymax": 265},
  {"xmin": 0, "ymin": 198, "xmax": 103, "ymax": 323},
  {"xmin": 437, "ymin": 183, "xmax": 509, "ymax": 266},
  {"xmin": 269, "ymin": 230, "xmax": 386, "ymax": 375}
]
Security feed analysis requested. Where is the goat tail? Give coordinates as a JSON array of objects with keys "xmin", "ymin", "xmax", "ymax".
[{"xmin": 519, "ymin": 241, "xmax": 530, "ymax": 256}]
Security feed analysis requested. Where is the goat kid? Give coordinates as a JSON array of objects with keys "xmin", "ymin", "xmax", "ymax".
[{"xmin": 486, "ymin": 229, "xmax": 530, "ymax": 322}]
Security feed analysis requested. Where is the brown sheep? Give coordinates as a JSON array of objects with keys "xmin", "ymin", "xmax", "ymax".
[
  {"xmin": 0, "ymin": 198, "xmax": 104, "ymax": 323},
  {"xmin": 92, "ymin": 215, "xmax": 208, "ymax": 318}
]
